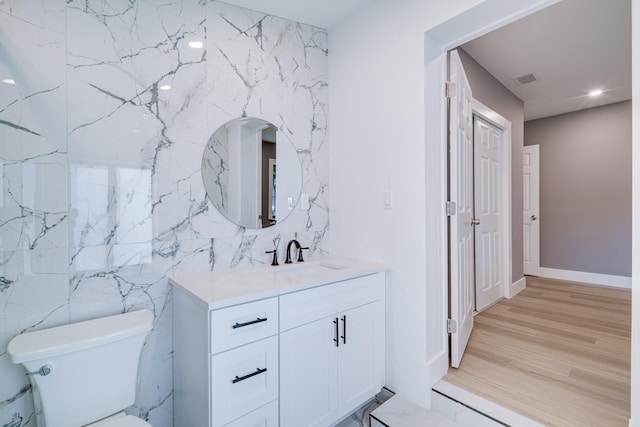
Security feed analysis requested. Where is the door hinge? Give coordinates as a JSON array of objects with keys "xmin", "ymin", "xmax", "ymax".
[
  {"xmin": 446, "ymin": 81, "xmax": 456, "ymax": 99},
  {"xmin": 446, "ymin": 201, "xmax": 457, "ymax": 217},
  {"xmin": 447, "ymin": 318, "xmax": 457, "ymax": 334}
]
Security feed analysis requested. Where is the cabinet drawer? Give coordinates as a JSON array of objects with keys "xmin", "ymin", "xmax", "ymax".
[
  {"xmin": 280, "ymin": 272, "xmax": 384, "ymax": 331},
  {"xmin": 224, "ymin": 400, "xmax": 278, "ymax": 427},
  {"xmin": 211, "ymin": 298, "xmax": 278, "ymax": 354},
  {"xmin": 211, "ymin": 336, "xmax": 279, "ymax": 427}
]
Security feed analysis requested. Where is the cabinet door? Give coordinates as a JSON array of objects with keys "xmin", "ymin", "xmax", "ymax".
[
  {"xmin": 280, "ymin": 317, "xmax": 338, "ymax": 427},
  {"xmin": 337, "ymin": 301, "xmax": 385, "ymax": 416}
]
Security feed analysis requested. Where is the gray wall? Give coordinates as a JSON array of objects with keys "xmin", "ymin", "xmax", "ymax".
[
  {"xmin": 458, "ymin": 49, "xmax": 525, "ymax": 283},
  {"xmin": 524, "ymin": 101, "xmax": 632, "ymax": 277}
]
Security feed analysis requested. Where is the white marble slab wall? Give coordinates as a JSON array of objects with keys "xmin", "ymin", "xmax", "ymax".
[
  {"xmin": 0, "ymin": 1, "xmax": 329, "ymax": 426},
  {"xmin": 0, "ymin": 1, "xmax": 69, "ymax": 426}
]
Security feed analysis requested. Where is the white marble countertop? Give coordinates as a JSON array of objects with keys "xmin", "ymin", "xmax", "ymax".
[{"xmin": 169, "ymin": 256, "xmax": 389, "ymax": 310}]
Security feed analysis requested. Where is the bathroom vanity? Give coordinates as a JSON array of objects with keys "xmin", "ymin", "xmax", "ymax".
[{"xmin": 171, "ymin": 256, "xmax": 387, "ymax": 427}]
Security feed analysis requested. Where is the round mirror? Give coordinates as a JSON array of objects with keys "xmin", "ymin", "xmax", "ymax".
[{"xmin": 202, "ymin": 117, "xmax": 302, "ymax": 228}]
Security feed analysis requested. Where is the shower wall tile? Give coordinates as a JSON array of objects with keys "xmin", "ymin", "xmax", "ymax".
[
  {"xmin": 1, "ymin": 159, "xmax": 68, "ymax": 252},
  {"xmin": 1, "ymin": 1, "xmax": 329, "ymax": 426},
  {"xmin": 0, "ymin": 0, "xmax": 68, "ymax": 254},
  {"xmin": 0, "ymin": 0, "xmax": 68, "ymax": 425},
  {"xmin": 0, "ymin": 249, "xmax": 69, "ymax": 427},
  {"xmin": 65, "ymin": 2, "xmax": 209, "ymax": 424}
]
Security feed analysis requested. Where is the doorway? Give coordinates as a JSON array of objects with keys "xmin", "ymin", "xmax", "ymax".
[{"xmin": 424, "ymin": 3, "xmax": 637, "ymax": 420}]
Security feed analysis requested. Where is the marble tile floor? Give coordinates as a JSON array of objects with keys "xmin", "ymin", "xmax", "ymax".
[
  {"xmin": 370, "ymin": 395, "xmax": 461, "ymax": 427},
  {"xmin": 347, "ymin": 386, "xmax": 520, "ymax": 427},
  {"xmin": 336, "ymin": 388, "xmax": 395, "ymax": 427},
  {"xmin": 433, "ymin": 381, "xmax": 543, "ymax": 427}
]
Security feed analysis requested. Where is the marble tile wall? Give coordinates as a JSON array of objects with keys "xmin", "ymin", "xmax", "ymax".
[{"xmin": 0, "ymin": 1, "xmax": 329, "ymax": 426}]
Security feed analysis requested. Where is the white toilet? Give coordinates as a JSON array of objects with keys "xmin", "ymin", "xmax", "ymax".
[{"xmin": 7, "ymin": 310, "xmax": 154, "ymax": 427}]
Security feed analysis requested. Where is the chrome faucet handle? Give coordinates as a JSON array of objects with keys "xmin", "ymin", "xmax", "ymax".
[
  {"xmin": 265, "ymin": 249, "xmax": 279, "ymax": 266},
  {"xmin": 297, "ymin": 246, "xmax": 309, "ymax": 262}
]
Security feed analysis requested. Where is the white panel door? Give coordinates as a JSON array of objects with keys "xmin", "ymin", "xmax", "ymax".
[
  {"xmin": 523, "ymin": 145, "xmax": 540, "ymax": 276},
  {"xmin": 474, "ymin": 117, "xmax": 503, "ymax": 311},
  {"xmin": 448, "ymin": 50, "xmax": 474, "ymax": 368}
]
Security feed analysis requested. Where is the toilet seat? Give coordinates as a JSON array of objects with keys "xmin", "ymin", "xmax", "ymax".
[{"xmin": 86, "ymin": 413, "xmax": 151, "ymax": 427}]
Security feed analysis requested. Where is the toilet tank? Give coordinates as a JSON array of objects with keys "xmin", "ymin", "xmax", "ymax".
[{"xmin": 7, "ymin": 310, "xmax": 153, "ymax": 427}]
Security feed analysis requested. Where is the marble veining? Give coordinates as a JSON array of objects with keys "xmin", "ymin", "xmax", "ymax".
[{"xmin": 0, "ymin": 1, "xmax": 328, "ymax": 426}]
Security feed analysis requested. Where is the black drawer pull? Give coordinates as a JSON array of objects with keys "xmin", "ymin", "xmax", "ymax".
[
  {"xmin": 233, "ymin": 317, "xmax": 267, "ymax": 329},
  {"xmin": 232, "ymin": 367, "xmax": 267, "ymax": 384}
]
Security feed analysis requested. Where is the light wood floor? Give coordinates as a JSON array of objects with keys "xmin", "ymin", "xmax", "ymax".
[{"xmin": 444, "ymin": 276, "xmax": 631, "ymax": 427}]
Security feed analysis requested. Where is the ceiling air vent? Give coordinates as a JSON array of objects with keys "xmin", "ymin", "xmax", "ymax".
[{"xmin": 514, "ymin": 73, "xmax": 539, "ymax": 85}]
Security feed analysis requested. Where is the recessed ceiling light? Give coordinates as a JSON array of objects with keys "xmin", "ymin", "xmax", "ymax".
[
  {"xmin": 2, "ymin": 78, "xmax": 15, "ymax": 84},
  {"xmin": 188, "ymin": 41, "xmax": 204, "ymax": 49},
  {"xmin": 589, "ymin": 89, "xmax": 603, "ymax": 97},
  {"xmin": 159, "ymin": 85, "xmax": 171, "ymax": 91}
]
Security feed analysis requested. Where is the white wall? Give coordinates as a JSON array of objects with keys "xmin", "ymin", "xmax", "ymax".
[
  {"xmin": 328, "ymin": 0, "xmax": 483, "ymax": 409},
  {"xmin": 330, "ymin": 0, "xmax": 616, "ymax": 415}
]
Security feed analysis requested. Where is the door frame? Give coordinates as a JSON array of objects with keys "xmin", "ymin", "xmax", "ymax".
[
  {"xmin": 424, "ymin": 0, "xmax": 637, "ymax": 423},
  {"xmin": 471, "ymin": 99, "xmax": 513, "ymax": 304}
]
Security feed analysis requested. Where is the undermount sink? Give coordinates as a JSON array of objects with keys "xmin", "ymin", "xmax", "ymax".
[{"xmin": 275, "ymin": 261, "xmax": 347, "ymax": 279}]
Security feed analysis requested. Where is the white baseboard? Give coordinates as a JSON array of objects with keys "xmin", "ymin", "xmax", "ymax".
[
  {"xmin": 538, "ymin": 267, "xmax": 631, "ymax": 289},
  {"xmin": 509, "ymin": 277, "xmax": 526, "ymax": 298}
]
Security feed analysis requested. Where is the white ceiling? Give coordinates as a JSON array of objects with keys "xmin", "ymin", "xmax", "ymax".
[
  {"xmin": 462, "ymin": 0, "xmax": 631, "ymax": 121},
  {"xmin": 220, "ymin": 0, "xmax": 632, "ymax": 121}
]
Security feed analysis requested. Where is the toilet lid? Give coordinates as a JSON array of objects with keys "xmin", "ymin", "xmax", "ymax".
[{"xmin": 88, "ymin": 415, "xmax": 151, "ymax": 427}]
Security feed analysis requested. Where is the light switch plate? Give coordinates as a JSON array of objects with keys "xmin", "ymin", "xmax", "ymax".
[{"xmin": 382, "ymin": 191, "xmax": 393, "ymax": 209}]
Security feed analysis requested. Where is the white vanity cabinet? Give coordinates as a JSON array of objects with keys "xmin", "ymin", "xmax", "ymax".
[
  {"xmin": 173, "ymin": 290, "xmax": 280, "ymax": 427},
  {"xmin": 171, "ymin": 257, "xmax": 387, "ymax": 427},
  {"xmin": 279, "ymin": 273, "xmax": 386, "ymax": 427}
]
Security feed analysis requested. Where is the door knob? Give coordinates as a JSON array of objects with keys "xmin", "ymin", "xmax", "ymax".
[
  {"xmin": 531, "ymin": 214, "xmax": 537, "ymax": 221},
  {"xmin": 471, "ymin": 218, "xmax": 480, "ymax": 226}
]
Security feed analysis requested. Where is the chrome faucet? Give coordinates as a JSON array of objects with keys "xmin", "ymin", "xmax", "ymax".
[{"xmin": 285, "ymin": 239, "xmax": 309, "ymax": 264}]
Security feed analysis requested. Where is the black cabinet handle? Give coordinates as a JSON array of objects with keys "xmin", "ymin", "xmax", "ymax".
[
  {"xmin": 232, "ymin": 367, "xmax": 267, "ymax": 384},
  {"xmin": 233, "ymin": 317, "xmax": 267, "ymax": 329},
  {"xmin": 341, "ymin": 315, "xmax": 347, "ymax": 344},
  {"xmin": 333, "ymin": 317, "xmax": 339, "ymax": 347}
]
